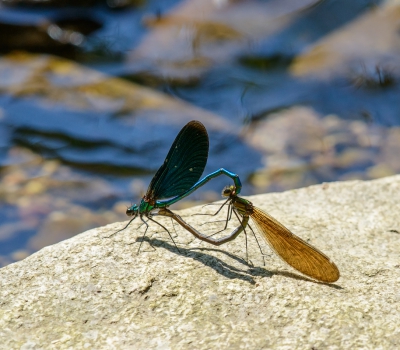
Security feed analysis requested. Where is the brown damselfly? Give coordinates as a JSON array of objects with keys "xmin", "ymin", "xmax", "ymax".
[{"xmin": 159, "ymin": 185, "xmax": 340, "ymax": 283}]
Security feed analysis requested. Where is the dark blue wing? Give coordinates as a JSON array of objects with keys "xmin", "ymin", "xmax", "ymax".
[{"xmin": 146, "ymin": 120, "xmax": 209, "ymax": 200}]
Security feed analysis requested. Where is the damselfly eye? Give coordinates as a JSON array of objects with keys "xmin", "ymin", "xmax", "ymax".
[
  {"xmin": 222, "ymin": 186, "xmax": 233, "ymax": 197},
  {"xmin": 126, "ymin": 207, "xmax": 136, "ymax": 216}
]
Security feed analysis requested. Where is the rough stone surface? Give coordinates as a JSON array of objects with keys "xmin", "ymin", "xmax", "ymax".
[{"xmin": 0, "ymin": 176, "xmax": 399, "ymax": 349}]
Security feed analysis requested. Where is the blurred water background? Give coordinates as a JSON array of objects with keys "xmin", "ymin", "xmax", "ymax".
[{"xmin": 1, "ymin": 0, "xmax": 400, "ymax": 266}]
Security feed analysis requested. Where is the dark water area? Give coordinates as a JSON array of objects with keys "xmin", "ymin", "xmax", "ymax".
[{"xmin": 1, "ymin": 0, "xmax": 400, "ymax": 266}]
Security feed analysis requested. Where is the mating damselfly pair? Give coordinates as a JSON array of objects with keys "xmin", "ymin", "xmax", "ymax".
[{"xmin": 110, "ymin": 121, "xmax": 340, "ymax": 283}]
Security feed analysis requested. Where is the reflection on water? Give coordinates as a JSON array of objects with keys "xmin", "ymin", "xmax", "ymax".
[{"xmin": 1, "ymin": 0, "xmax": 399, "ymax": 266}]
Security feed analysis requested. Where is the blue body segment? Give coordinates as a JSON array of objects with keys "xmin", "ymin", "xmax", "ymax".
[
  {"xmin": 128, "ymin": 168, "xmax": 242, "ymax": 215},
  {"xmin": 155, "ymin": 168, "xmax": 242, "ymax": 208}
]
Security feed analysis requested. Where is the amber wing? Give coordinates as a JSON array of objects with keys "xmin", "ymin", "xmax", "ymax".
[{"xmin": 251, "ymin": 207, "xmax": 340, "ymax": 283}]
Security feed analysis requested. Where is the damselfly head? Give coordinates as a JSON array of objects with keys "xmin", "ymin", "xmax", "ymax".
[
  {"xmin": 222, "ymin": 185, "xmax": 235, "ymax": 197},
  {"xmin": 126, "ymin": 204, "xmax": 138, "ymax": 216}
]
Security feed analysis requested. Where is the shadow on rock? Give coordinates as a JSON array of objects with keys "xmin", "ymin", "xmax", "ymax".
[{"xmin": 136, "ymin": 236, "xmax": 343, "ymax": 289}]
